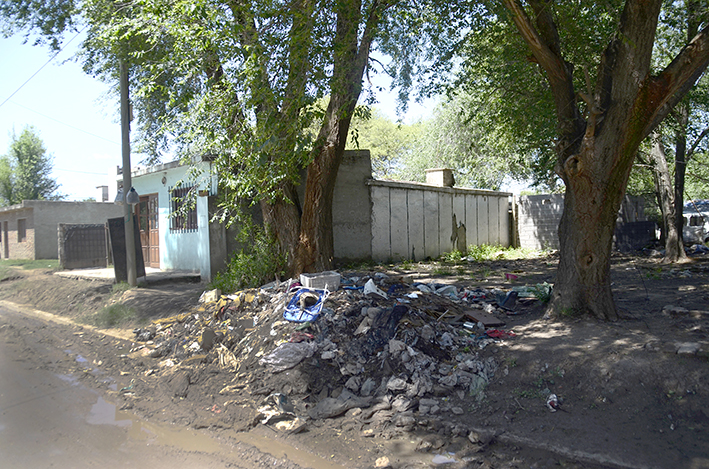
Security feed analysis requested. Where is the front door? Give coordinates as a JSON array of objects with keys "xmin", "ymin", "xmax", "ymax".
[{"xmin": 135, "ymin": 194, "xmax": 160, "ymax": 268}]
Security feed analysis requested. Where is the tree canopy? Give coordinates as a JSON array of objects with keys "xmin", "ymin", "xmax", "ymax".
[
  {"xmin": 0, "ymin": 126, "xmax": 63, "ymax": 205},
  {"xmin": 3, "ymin": 0, "xmax": 709, "ymax": 318}
]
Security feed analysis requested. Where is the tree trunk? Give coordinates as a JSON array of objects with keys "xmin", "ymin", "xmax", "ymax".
[
  {"xmin": 551, "ymin": 142, "xmax": 630, "ymax": 320},
  {"xmin": 260, "ymin": 180, "xmax": 302, "ymax": 276},
  {"xmin": 673, "ymin": 103, "xmax": 689, "ymax": 253},
  {"xmin": 292, "ymin": 0, "xmax": 384, "ymax": 274},
  {"xmin": 505, "ymin": 0, "xmax": 709, "ymax": 320},
  {"xmin": 294, "ymin": 124, "xmax": 345, "ymax": 274},
  {"xmin": 649, "ymin": 131, "xmax": 687, "ymax": 262}
]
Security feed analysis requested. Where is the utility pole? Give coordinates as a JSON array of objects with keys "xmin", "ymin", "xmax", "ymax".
[{"xmin": 120, "ymin": 60, "xmax": 137, "ymax": 287}]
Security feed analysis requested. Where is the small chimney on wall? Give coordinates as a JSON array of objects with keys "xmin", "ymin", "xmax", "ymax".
[{"xmin": 425, "ymin": 168, "xmax": 455, "ymax": 187}]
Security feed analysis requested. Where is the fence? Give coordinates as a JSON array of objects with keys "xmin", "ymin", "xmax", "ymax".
[
  {"xmin": 368, "ymin": 180, "xmax": 512, "ymax": 261},
  {"xmin": 58, "ymin": 223, "xmax": 110, "ymax": 269}
]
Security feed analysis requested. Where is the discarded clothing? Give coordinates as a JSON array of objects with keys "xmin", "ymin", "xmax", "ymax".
[{"xmin": 485, "ymin": 329, "xmax": 517, "ymax": 339}]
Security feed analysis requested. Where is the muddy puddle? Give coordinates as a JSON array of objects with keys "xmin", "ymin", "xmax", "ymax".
[
  {"xmin": 235, "ymin": 431, "xmax": 351, "ymax": 469},
  {"xmin": 87, "ymin": 395, "xmax": 225, "ymax": 453},
  {"xmin": 235, "ymin": 427, "xmax": 445, "ymax": 469}
]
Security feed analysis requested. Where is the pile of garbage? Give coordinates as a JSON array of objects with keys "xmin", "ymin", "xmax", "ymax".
[{"xmin": 129, "ymin": 271, "xmax": 546, "ymax": 438}]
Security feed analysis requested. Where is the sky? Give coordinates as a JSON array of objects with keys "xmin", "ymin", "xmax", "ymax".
[
  {"xmin": 0, "ymin": 33, "xmax": 434, "ymax": 202},
  {"xmin": 0, "ymin": 33, "xmax": 122, "ymax": 201}
]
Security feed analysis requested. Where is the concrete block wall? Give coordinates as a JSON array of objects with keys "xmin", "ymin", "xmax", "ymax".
[
  {"xmin": 516, "ymin": 194, "xmax": 564, "ymax": 250},
  {"xmin": 369, "ymin": 180, "xmax": 511, "ymax": 261},
  {"xmin": 516, "ymin": 194, "xmax": 648, "ymax": 250},
  {"xmin": 332, "ymin": 150, "xmax": 373, "ymax": 261},
  {"xmin": 294, "ymin": 150, "xmax": 374, "ymax": 263},
  {"xmin": 27, "ymin": 200, "xmax": 124, "ymax": 259}
]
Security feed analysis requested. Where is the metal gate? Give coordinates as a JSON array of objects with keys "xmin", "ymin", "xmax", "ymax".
[{"xmin": 58, "ymin": 223, "xmax": 110, "ymax": 270}]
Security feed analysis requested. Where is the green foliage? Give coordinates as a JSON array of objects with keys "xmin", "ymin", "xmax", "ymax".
[
  {"xmin": 211, "ymin": 221, "xmax": 287, "ymax": 292},
  {"xmin": 440, "ymin": 244, "xmax": 544, "ymax": 265},
  {"xmin": 531, "ymin": 282, "xmax": 553, "ymax": 304},
  {"xmin": 345, "ymin": 108, "xmax": 423, "ymax": 180},
  {"xmin": 0, "ymin": 0, "xmax": 79, "ymax": 50},
  {"xmin": 390, "ymin": 91, "xmax": 537, "ymax": 190},
  {"xmin": 111, "ymin": 282, "xmax": 134, "ymax": 294},
  {"xmin": 0, "ymin": 258, "xmax": 59, "ymax": 270},
  {"xmin": 379, "ymin": 2, "xmax": 620, "ymax": 191},
  {"xmin": 0, "ymin": 126, "xmax": 63, "ymax": 205},
  {"xmin": 465, "ymin": 244, "xmax": 541, "ymax": 262},
  {"xmin": 87, "ymin": 304, "xmax": 136, "ymax": 328},
  {"xmin": 442, "ymin": 249, "xmax": 464, "ymax": 263}
]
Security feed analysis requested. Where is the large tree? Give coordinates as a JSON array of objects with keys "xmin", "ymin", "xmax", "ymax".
[
  {"xmin": 0, "ymin": 126, "xmax": 62, "ymax": 205},
  {"xmin": 498, "ymin": 0, "xmax": 709, "ymax": 319},
  {"xmin": 2, "ymin": 0, "xmax": 397, "ymax": 275},
  {"xmin": 640, "ymin": 0, "xmax": 709, "ymax": 262}
]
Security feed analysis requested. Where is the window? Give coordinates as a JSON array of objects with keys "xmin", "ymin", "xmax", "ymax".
[
  {"xmin": 17, "ymin": 218, "xmax": 26, "ymax": 242},
  {"xmin": 170, "ymin": 185, "xmax": 198, "ymax": 232}
]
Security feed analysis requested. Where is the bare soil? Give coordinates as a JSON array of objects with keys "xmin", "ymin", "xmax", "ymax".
[{"xmin": 0, "ymin": 252, "xmax": 707, "ymax": 469}]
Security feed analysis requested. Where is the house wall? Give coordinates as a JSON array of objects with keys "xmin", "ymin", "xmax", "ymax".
[
  {"xmin": 131, "ymin": 161, "xmax": 213, "ymax": 280},
  {"xmin": 368, "ymin": 180, "xmax": 512, "ymax": 261},
  {"xmin": 27, "ymin": 200, "xmax": 123, "ymax": 259},
  {"xmin": 516, "ymin": 194, "xmax": 564, "ymax": 250},
  {"xmin": 0, "ymin": 201, "xmax": 123, "ymax": 260},
  {"xmin": 0, "ymin": 205, "xmax": 35, "ymax": 259}
]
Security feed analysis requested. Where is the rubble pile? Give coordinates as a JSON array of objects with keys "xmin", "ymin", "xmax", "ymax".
[{"xmin": 129, "ymin": 271, "xmax": 536, "ymax": 439}]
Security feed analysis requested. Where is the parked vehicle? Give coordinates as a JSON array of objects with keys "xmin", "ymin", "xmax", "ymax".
[{"xmin": 683, "ymin": 200, "xmax": 709, "ymax": 244}]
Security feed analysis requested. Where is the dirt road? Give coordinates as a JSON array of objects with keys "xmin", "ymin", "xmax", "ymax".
[
  {"xmin": 0, "ymin": 305, "xmax": 321, "ymax": 469},
  {"xmin": 0, "ymin": 254, "xmax": 708, "ymax": 469}
]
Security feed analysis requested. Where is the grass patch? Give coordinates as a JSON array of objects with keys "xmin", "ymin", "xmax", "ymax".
[
  {"xmin": 466, "ymin": 244, "xmax": 543, "ymax": 262},
  {"xmin": 443, "ymin": 250, "xmax": 465, "ymax": 263},
  {"xmin": 0, "ymin": 266, "xmax": 13, "ymax": 281},
  {"xmin": 439, "ymin": 244, "xmax": 545, "ymax": 265},
  {"xmin": 112, "ymin": 282, "xmax": 135, "ymax": 294},
  {"xmin": 0, "ymin": 259, "xmax": 59, "ymax": 270},
  {"xmin": 432, "ymin": 266, "xmax": 453, "ymax": 276},
  {"xmin": 82, "ymin": 304, "xmax": 136, "ymax": 328}
]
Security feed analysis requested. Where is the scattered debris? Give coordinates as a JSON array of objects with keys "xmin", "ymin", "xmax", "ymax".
[
  {"xmin": 127, "ymin": 271, "xmax": 543, "ymax": 440},
  {"xmin": 546, "ymin": 393, "xmax": 560, "ymax": 412}
]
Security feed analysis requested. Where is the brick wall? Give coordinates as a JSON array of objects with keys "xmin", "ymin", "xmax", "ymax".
[{"xmin": 0, "ymin": 206, "xmax": 36, "ymax": 259}]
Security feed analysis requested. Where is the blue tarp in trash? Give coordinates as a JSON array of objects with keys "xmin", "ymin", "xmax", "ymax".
[{"xmin": 284, "ymin": 288, "xmax": 329, "ymax": 323}]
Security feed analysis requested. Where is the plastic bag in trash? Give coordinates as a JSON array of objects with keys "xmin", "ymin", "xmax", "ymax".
[{"xmin": 259, "ymin": 342, "xmax": 317, "ymax": 372}]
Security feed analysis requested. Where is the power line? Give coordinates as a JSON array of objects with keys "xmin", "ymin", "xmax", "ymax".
[
  {"xmin": 0, "ymin": 28, "xmax": 85, "ymax": 109},
  {"xmin": 54, "ymin": 168, "xmax": 110, "ymax": 176},
  {"xmin": 8, "ymin": 101, "xmax": 119, "ymax": 145}
]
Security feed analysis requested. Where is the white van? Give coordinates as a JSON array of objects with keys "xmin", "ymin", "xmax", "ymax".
[{"xmin": 683, "ymin": 200, "xmax": 709, "ymax": 244}]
